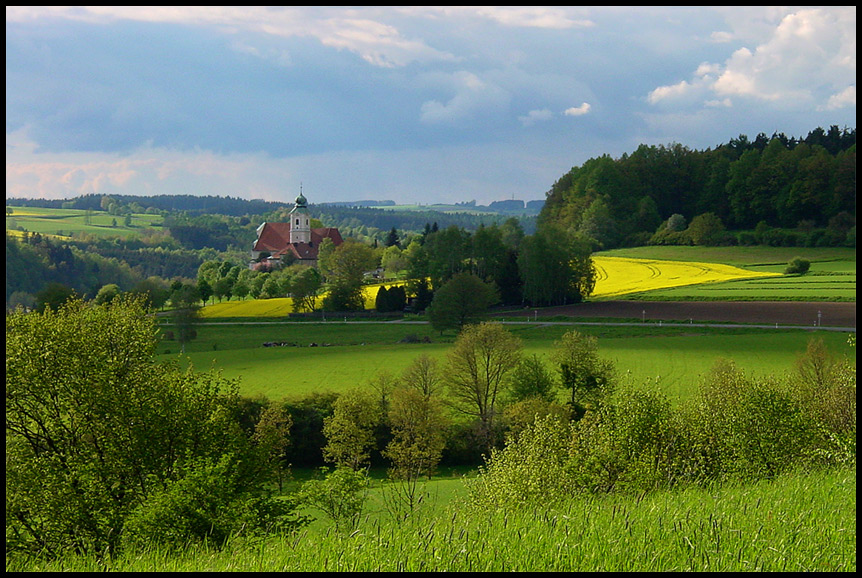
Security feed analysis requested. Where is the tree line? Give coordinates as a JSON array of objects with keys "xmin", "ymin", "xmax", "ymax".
[{"xmin": 540, "ymin": 126, "xmax": 855, "ymax": 250}]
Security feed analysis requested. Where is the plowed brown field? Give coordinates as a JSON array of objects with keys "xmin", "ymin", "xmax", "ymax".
[{"xmin": 499, "ymin": 301, "xmax": 856, "ymax": 328}]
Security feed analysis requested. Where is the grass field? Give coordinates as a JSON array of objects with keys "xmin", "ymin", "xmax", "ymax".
[
  {"xmin": 171, "ymin": 245, "xmax": 855, "ymax": 402},
  {"xmin": 14, "ymin": 466, "xmax": 854, "ymax": 572},
  {"xmin": 162, "ymin": 321, "xmax": 854, "ymax": 404},
  {"xmin": 6, "ymin": 205, "xmax": 165, "ymax": 240}
]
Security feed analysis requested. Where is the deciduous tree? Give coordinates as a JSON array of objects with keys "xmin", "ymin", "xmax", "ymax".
[
  {"xmin": 445, "ymin": 323, "xmax": 522, "ymax": 453},
  {"xmin": 427, "ymin": 272, "xmax": 499, "ymax": 333}
]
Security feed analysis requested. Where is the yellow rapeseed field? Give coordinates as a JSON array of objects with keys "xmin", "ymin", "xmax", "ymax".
[
  {"xmin": 199, "ymin": 258, "xmax": 777, "ymax": 317},
  {"xmin": 590, "ymin": 256, "xmax": 779, "ymax": 298},
  {"xmin": 199, "ymin": 282, "xmax": 404, "ymax": 318}
]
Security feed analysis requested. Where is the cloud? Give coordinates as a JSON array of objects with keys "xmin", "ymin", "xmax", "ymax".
[
  {"xmin": 822, "ymin": 86, "xmax": 856, "ymax": 111},
  {"xmin": 713, "ymin": 8, "xmax": 855, "ymax": 103},
  {"xmin": 519, "ymin": 109, "xmax": 554, "ymax": 127},
  {"xmin": 646, "ymin": 7, "xmax": 855, "ymax": 115},
  {"xmin": 563, "ymin": 103, "xmax": 591, "ymax": 117},
  {"xmin": 419, "ymin": 71, "xmax": 510, "ymax": 125},
  {"xmin": 6, "ymin": 7, "xmax": 855, "ymax": 205}
]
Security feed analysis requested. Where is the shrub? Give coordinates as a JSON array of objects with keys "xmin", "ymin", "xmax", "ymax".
[
  {"xmin": 6, "ymin": 296, "xmax": 305, "ymax": 559},
  {"xmin": 784, "ymin": 257, "xmax": 811, "ymax": 275},
  {"xmin": 122, "ymin": 454, "xmax": 307, "ymax": 551},
  {"xmin": 297, "ymin": 467, "xmax": 370, "ymax": 531},
  {"xmin": 467, "ymin": 351, "xmax": 855, "ymax": 507}
]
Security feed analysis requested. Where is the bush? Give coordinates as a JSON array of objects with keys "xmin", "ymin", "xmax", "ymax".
[
  {"xmin": 467, "ymin": 351, "xmax": 855, "ymax": 507},
  {"xmin": 123, "ymin": 455, "xmax": 307, "ymax": 551},
  {"xmin": 784, "ymin": 257, "xmax": 811, "ymax": 274},
  {"xmin": 6, "ymin": 296, "xmax": 306, "ymax": 559}
]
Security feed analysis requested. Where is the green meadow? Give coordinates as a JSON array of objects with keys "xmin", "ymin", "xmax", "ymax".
[
  {"xmin": 163, "ymin": 244, "xmax": 855, "ymax": 403},
  {"xmin": 163, "ymin": 321, "xmax": 854, "ymax": 404},
  {"xmin": 16, "ymin": 467, "xmax": 855, "ymax": 572},
  {"xmin": 6, "ymin": 205, "xmax": 165, "ymax": 239}
]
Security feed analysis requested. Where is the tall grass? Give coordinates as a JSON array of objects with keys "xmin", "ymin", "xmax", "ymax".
[{"xmin": 10, "ymin": 468, "xmax": 854, "ymax": 572}]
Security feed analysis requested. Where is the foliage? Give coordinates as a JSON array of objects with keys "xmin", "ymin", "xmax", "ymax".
[
  {"xmin": 375, "ymin": 283, "xmax": 407, "ymax": 313},
  {"xmin": 427, "ymin": 272, "xmax": 499, "ymax": 333},
  {"xmin": 382, "ymin": 386, "xmax": 450, "ymax": 519},
  {"xmin": 320, "ymin": 240, "xmax": 378, "ymax": 312},
  {"xmin": 290, "ymin": 266, "xmax": 323, "ymax": 313},
  {"xmin": 297, "ymin": 467, "xmax": 370, "ymax": 532},
  {"xmin": 507, "ymin": 354, "xmax": 557, "ymax": 403},
  {"xmin": 784, "ymin": 256, "xmax": 811, "ymax": 275},
  {"xmin": 466, "ymin": 414, "xmax": 575, "ymax": 509},
  {"xmin": 121, "ymin": 454, "xmax": 306, "ymax": 551},
  {"xmin": 5, "ymin": 296, "xmax": 304, "ymax": 559},
  {"xmin": 541, "ymin": 127, "xmax": 856, "ymax": 249},
  {"xmin": 517, "ymin": 224, "xmax": 595, "ymax": 306},
  {"xmin": 550, "ymin": 329, "xmax": 615, "ymax": 416},
  {"xmin": 467, "ymin": 338, "xmax": 855, "ymax": 506},
  {"xmin": 444, "ymin": 323, "xmax": 522, "ymax": 453},
  {"xmin": 322, "ymin": 389, "xmax": 383, "ymax": 470}
]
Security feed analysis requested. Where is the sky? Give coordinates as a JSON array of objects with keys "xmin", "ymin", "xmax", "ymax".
[{"xmin": 5, "ymin": 6, "xmax": 857, "ymax": 206}]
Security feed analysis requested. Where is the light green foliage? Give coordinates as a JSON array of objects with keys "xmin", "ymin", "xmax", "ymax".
[
  {"xmin": 466, "ymin": 414, "xmax": 575, "ymax": 509},
  {"xmin": 469, "ymin": 340, "xmax": 855, "ymax": 506},
  {"xmin": 93, "ymin": 283, "xmax": 121, "ymax": 304},
  {"xmin": 322, "ymin": 389, "xmax": 383, "ymax": 470},
  {"xmin": 5, "ymin": 296, "xmax": 303, "ymax": 559},
  {"xmin": 550, "ymin": 329, "xmax": 615, "ymax": 415},
  {"xmin": 382, "ymin": 386, "xmax": 450, "ymax": 519},
  {"xmin": 399, "ymin": 354, "xmax": 443, "ymax": 397},
  {"xmin": 569, "ymin": 387, "xmax": 682, "ymax": 493},
  {"xmin": 253, "ymin": 404, "xmax": 293, "ymax": 491},
  {"xmin": 298, "ymin": 467, "xmax": 370, "ymax": 532},
  {"xmin": 502, "ymin": 397, "xmax": 572, "ymax": 442},
  {"xmin": 384, "ymin": 387, "xmax": 449, "ymax": 480},
  {"xmin": 445, "ymin": 322, "xmax": 522, "ymax": 452}
]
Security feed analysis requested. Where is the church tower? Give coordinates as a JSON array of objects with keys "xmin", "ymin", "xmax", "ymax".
[{"xmin": 288, "ymin": 187, "xmax": 311, "ymax": 244}]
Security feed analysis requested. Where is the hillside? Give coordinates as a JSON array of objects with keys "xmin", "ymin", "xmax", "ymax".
[{"xmin": 540, "ymin": 126, "xmax": 855, "ymax": 250}]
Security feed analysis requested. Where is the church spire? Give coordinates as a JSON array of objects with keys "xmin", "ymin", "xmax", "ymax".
[{"xmin": 289, "ymin": 185, "xmax": 311, "ymax": 244}]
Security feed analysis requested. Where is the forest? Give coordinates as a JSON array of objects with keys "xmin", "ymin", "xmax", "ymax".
[{"xmin": 541, "ymin": 125, "xmax": 855, "ymax": 250}]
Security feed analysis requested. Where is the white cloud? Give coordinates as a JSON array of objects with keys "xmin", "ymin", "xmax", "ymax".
[
  {"xmin": 821, "ymin": 86, "xmax": 856, "ymax": 111},
  {"xmin": 712, "ymin": 8, "xmax": 855, "ymax": 103},
  {"xmin": 563, "ymin": 103, "xmax": 591, "ymax": 117},
  {"xmin": 648, "ymin": 81, "xmax": 693, "ymax": 104}
]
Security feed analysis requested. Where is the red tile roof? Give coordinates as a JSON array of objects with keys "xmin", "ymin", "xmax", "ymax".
[{"xmin": 252, "ymin": 222, "xmax": 343, "ymax": 263}]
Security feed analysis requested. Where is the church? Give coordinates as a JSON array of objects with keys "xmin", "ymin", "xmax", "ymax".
[{"xmin": 250, "ymin": 191, "xmax": 343, "ymax": 270}]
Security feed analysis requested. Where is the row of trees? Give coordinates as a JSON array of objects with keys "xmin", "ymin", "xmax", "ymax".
[
  {"xmin": 189, "ymin": 216, "xmax": 596, "ymax": 323},
  {"xmin": 541, "ymin": 127, "xmax": 855, "ymax": 249}
]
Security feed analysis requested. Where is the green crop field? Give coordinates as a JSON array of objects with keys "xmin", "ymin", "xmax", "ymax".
[
  {"xmin": 6, "ymin": 205, "xmax": 165, "ymax": 240},
  {"xmin": 162, "ymin": 321, "xmax": 855, "ymax": 404}
]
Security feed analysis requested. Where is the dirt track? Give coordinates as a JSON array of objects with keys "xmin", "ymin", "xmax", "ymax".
[{"xmin": 498, "ymin": 301, "xmax": 856, "ymax": 329}]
